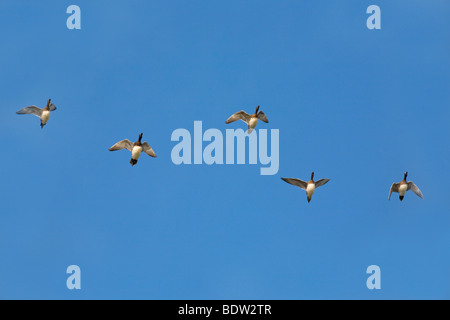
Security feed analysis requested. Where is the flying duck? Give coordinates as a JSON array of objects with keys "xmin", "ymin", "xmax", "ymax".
[
  {"xmin": 16, "ymin": 99, "xmax": 57, "ymax": 128},
  {"xmin": 388, "ymin": 172, "xmax": 424, "ymax": 201},
  {"xmin": 225, "ymin": 105, "xmax": 268, "ymax": 134},
  {"xmin": 282, "ymin": 172, "xmax": 330, "ymax": 203},
  {"xmin": 109, "ymin": 133, "xmax": 157, "ymax": 166}
]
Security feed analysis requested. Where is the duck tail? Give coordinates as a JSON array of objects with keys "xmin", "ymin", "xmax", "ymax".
[{"xmin": 130, "ymin": 159, "xmax": 138, "ymax": 166}]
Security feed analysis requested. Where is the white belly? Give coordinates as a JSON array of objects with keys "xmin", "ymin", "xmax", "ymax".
[
  {"xmin": 306, "ymin": 183, "xmax": 315, "ymax": 198},
  {"xmin": 41, "ymin": 110, "xmax": 50, "ymax": 125},
  {"xmin": 399, "ymin": 184, "xmax": 407, "ymax": 196},
  {"xmin": 248, "ymin": 117, "xmax": 258, "ymax": 129},
  {"xmin": 131, "ymin": 146, "xmax": 142, "ymax": 160},
  {"xmin": 247, "ymin": 118, "xmax": 258, "ymax": 134}
]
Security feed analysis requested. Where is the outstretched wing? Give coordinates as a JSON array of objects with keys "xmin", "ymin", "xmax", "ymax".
[
  {"xmin": 49, "ymin": 103, "xmax": 57, "ymax": 111},
  {"xmin": 16, "ymin": 106, "xmax": 42, "ymax": 117},
  {"xmin": 257, "ymin": 111, "xmax": 269, "ymax": 123},
  {"xmin": 388, "ymin": 183, "xmax": 399, "ymax": 200},
  {"xmin": 109, "ymin": 139, "xmax": 133, "ymax": 152},
  {"xmin": 407, "ymin": 182, "xmax": 424, "ymax": 199},
  {"xmin": 281, "ymin": 178, "xmax": 308, "ymax": 191},
  {"xmin": 315, "ymin": 178, "xmax": 330, "ymax": 188},
  {"xmin": 225, "ymin": 111, "xmax": 250, "ymax": 124},
  {"xmin": 142, "ymin": 142, "xmax": 157, "ymax": 158}
]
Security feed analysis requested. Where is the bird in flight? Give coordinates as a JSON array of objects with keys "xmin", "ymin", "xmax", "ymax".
[
  {"xmin": 109, "ymin": 133, "xmax": 157, "ymax": 166},
  {"xmin": 225, "ymin": 105, "xmax": 268, "ymax": 134},
  {"xmin": 388, "ymin": 172, "xmax": 424, "ymax": 201},
  {"xmin": 281, "ymin": 172, "xmax": 330, "ymax": 203},
  {"xmin": 16, "ymin": 99, "xmax": 57, "ymax": 128}
]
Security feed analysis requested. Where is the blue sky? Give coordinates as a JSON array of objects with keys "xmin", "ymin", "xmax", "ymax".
[{"xmin": 0, "ymin": 0, "xmax": 449, "ymax": 299}]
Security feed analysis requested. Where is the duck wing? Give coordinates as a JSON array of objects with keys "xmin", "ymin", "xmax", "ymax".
[
  {"xmin": 49, "ymin": 103, "xmax": 57, "ymax": 111},
  {"xmin": 388, "ymin": 183, "xmax": 399, "ymax": 200},
  {"xmin": 142, "ymin": 142, "xmax": 157, "ymax": 158},
  {"xmin": 281, "ymin": 178, "xmax": 308, "ymax": 191},
  {"xmin": 315, "ymin": 178, "xmax": 330, "ymax": 188},
  {"xmin": 225, "ymin": 111, "xmax": 250, "ymax": 124},
  {"xmin": 257, "ymin": 111, "xmax": 269, "ymax": 123},
  {"xmin": 109, "ymin": 139, "xmax": 133, "ymax": 152},
  {"xmin": 16, "ymin": 106, "xmax": 43, "ymax": 117},
  {"xmin": 407, "ymin": 182, "xmax": 424, "ymax": 199}
]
